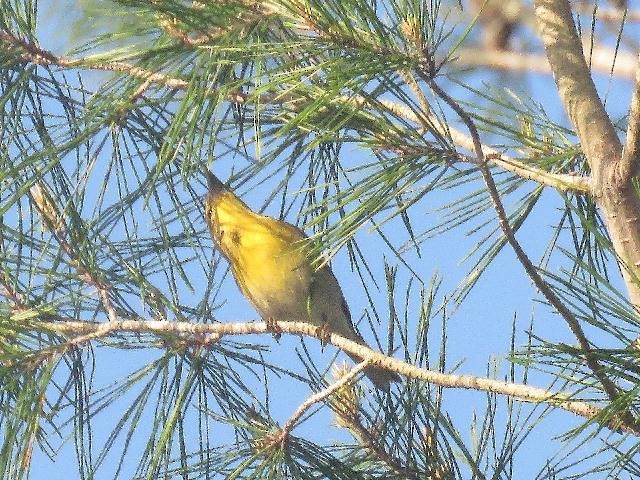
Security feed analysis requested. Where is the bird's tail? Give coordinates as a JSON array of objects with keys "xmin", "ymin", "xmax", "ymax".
[{"xmin": 346, "ymin": 352, "xmax": 401, "ymax": 391}]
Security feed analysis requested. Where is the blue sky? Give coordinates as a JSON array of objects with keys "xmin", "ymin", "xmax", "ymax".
[{"xmin": 21, "ymin": 1, "xmax": 640, "ymax": 477}]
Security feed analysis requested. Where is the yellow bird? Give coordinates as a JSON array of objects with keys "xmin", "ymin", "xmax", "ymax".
[{"xmin": 204, "ymin": 171, "xmax": 400, "ymax": 390}]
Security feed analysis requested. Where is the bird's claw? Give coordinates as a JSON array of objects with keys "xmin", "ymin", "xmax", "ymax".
[
  {"xmin": 265, "ymin": 317, "xmax": 282, "ymax": 341},
  {"xmin": 315, "ymin": 323, "xmax": 332, "ymax": 348}
]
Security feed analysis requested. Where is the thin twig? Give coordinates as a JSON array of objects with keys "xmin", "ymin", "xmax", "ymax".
[
  {"xmin": 425, "ymin": 76, "xmax": 638, "ymax": 431},
  {"xmin": 28, "ymin": 318, "xmax": 640, "ymax": 434},
  {"xmin": 0, "ymin": 277, "xmax": 27, "ymax": 312},
  {"xmin": 397, "ymin": 70, "xmax": 432, "ymax": 132},
  {"xmin": 0, "ymin": 29, "xmax": 591, "ymax": 194},
  {"xmin": 0, "ymin": 29, "xmax": 190, "ymax": 89},
  {"xmin": 158, "ymin": 16, "xmax": 211, "ymax": 46},
  {"xmin": 337, "ymin": 412, "xmax": 427, "ymax": 478},
  {"xmin": 275, "ymin": 360, "xmax": 371, "ymax": 447},
  {"xmin": 29, "ymin": 182, "xmax": 119, "ymax": 322},
  {"xmin": 329, "ymin": 366, "xmax": 432, "ymax": 479}
]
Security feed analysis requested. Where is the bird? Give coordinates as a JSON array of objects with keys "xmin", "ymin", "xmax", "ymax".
[{"xmin": 204, "ymin": 171, "xmax": 400, "ymax": 390}]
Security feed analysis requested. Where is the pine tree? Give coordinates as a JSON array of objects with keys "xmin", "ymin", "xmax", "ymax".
[{"xmin": 2, "ymin": 0, "xmax": 640, "ymax": 478}]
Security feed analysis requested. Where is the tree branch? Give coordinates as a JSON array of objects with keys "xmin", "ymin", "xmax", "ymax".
[
  {"xmin": 534, "ymin": 1, "xmax": 622, "ymax": 161},
  {"xmin": 0, "ymin": 28, "xmax": 591, "ymax": 195},
  {"xmin": 28, "ymin": 318, "xmax": 640, "ymax": 435},
  {"xmin": 535, "ymin": 0, "xmax": 640, "ymax": 308},
  {"xmin": 621, "ymin": 54, "xmax": 640, "ymax": 179},
  {"xmin": 454, "ymin": 45, "xmax": 637, "ymax": 80},
  {"xmin": 361, "ymin": 97, "xmax": 592, "ymax": 194},
  {"xmin": 29, "ymin": 182, "xmax": 119, "ymax": 323},
  {"xmin": 329, "ymin": 365, "xmax": 432, "ymax": 479},
  {"xmin": 0, "ymin": 29, "xmax": 192, "ymax": 90},
  {"xmin": 0, "ymin": 278, "xmax": 26, "ymax": 312},
  {"xmin": 273, "ymin": 359, "xmax": 371, "ymax": 448},
  {"xmin": 573, "ymin": 3, "xmax": 640, "ymax": 24},
  {"xmin": 424, "ymin": 73, "xmax": 638, "ymax": 432}
]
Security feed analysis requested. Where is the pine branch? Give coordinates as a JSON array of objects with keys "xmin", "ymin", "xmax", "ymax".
[
  {"xmin": 0, "ymin": 29, "xmax": 191, "ymax": 89},
  {"xmin": 621, "ymin": 55, "xmax": 640, "ymax": 179},
  {"xmin": 0, "ymin": 278, "xmax": 26, "ymax": 312},
  {"xmin": 29, "ymin": 181, "xmax": 118, "ymax": 323},
  {"xmin": 454, "ymin": 45, "xmax": 637, "ymax": 80},
  {"xmin": 535, "ymin": 0, "xmax": 640, "ymax": 308},
  {"xmin": 329, "ymin": 363, "xmax": 441, "ymax": 479},
  {"xmin": 271, "ymin": 360, "xmax": 371, "ymax": 448},
  {"xmin": 0, "ymin": 28, "xmax": 591, "ymax": 195},
  {"xmin": 573, "ymin": 3, "xmax": 640, "ymax": 23},
  {"xmin": 423, "ymin": 73, "xmax": 639, "ymax": 433},
  {"xmin": 20, "ymin": 318, "xmax": 639, "ymax": 435},
  {"xmin": 435, "ymin": 117, "xmax": 591, "ymax": 194}
]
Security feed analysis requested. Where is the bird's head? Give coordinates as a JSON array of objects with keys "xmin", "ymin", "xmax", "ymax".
[{"xmin": 204, "ymin": 171, "xmax": 254, "ymax": 254}]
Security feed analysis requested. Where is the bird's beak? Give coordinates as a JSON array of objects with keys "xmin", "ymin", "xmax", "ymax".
[{"xmin": 206, "ymin": 171, "xmax": 227, "ymax": 197}]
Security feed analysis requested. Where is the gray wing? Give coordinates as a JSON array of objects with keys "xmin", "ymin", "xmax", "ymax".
[{"xmin": 308, "ymin": 265, "xmax": 363, "ymax": 342}]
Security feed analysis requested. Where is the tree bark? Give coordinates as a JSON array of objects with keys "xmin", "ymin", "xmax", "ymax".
[{"xmin": 535, "ymin": 0, "xmax": 640, "ymax": 308}]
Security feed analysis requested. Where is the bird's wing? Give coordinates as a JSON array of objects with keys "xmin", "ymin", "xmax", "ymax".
[{"xmin": 308, "ymin": 265, "xmax": 363, "ymax": 341}]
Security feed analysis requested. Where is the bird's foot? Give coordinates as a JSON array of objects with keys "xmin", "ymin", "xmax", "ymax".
[
  {"xmin": 315, "ymin": 323, "xmax": 332, "ymax": 348},
  {"xmin": 265, "ymin": 317, "xmax": 282, "ymax": 341}
]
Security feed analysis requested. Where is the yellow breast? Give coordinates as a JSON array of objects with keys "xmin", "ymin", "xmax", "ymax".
[{"xmin": 206, "ymin": 191, "xmax": 312, "ymax": 318}]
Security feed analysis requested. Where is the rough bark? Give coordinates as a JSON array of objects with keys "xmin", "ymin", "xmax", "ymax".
[{"xmin": 535, "ymin": 0, "xmax": 640, "ymax": 308}]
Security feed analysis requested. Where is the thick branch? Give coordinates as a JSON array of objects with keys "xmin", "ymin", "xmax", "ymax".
[
  {"xmin": 31, "ymin": 318, "xmax": 639, "ymax": 434},
  {"xmin": 535, "ymin": 0, "xmax": 640, "ymax": 308},
  {"xmin": 621, "ymin": 54, "xmax": 640, "ymax": 179},
  {"xmin": 455, "ymin": 46, "xmax": 637, "ymax": 80},
  {"xmin": 534, "ymin": 1, "xmax": 622, "ymax": 161}
]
